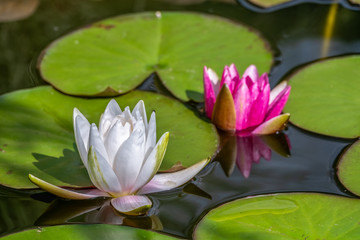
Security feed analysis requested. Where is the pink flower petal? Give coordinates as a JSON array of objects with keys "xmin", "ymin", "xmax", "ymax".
[
  {"xmin": 111, "ymin": 195, "xmax": 152, "ymax": 215},
  {"xmin": 247, "ymin": 74, "xmax": 270, "ymax": 127},
  {"xmin": 269, "ymin": 81, "xmax": 288, "ymax": 104},
  {"xmin": 266, "ymin": 85, "xmax": 291, "ymax": 121},
  {"xmin": 220, "ymin": 65, "xmax": 231, "ymax": 89},
  {"xmin": 233, "ymin": 81, "xmax": 252, "ymax": 130},
  {"xmin": 221, "ymin": 64, "xmax": 241, "ymax": 94},
  {"xmin": 203, "ymin": 66, "xmax": 219, "ymax": 118},
  {"xmin": 242, "ymin": 64, "xmax": 258, "ymax": 82}
]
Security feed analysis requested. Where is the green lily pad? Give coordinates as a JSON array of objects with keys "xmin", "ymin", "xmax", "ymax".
[
  {"xmin": 0, "ymin": 86, "xmax": 218, "ymax": 189},
  {"xmin": 195, "ymin": 193, "xmax": 360, "ymax": 239},
  {"xmin": 283, "ymin": 55, "xmax": 360, "ymax": 138},
  {"xmin": 2, "ymin": 224, "xmax": 174, "ymax": 240},
  {"xmin": 39, "ymin": 11, "xmax": 272, "ymax": 102},
  {"xmin": 247, "ymin": 0, "xmax": 292, "ymax": 8},
  {"xmin": 337, "ymin": 140, "xmax": 360, "ymax": 196}
]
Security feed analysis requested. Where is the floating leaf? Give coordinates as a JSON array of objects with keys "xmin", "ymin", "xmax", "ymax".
[
  {"xmin": 247, "ymin": 0, "xmax": 292, "ymax": 8},
  {"xmin": 2, "ymin": 224, "xmax": 174, "ymax": 240},
  {"xmin": 337, "ymin": 139, "xmax": 360, "ymax": 196},
  {"xmin": 195, "ymin": 193, "xmax": 360, "ymax": 239},
  {"xmin": 0, "ymin": 86, "xmax": 218, "ymax": 189},
  {"xmin": 283, "ymin": 55, "xmax": 360, "ymax": 138},
  {"xmin": 39, "ymin": 12, "xmax": 272, "ymax": 102}
]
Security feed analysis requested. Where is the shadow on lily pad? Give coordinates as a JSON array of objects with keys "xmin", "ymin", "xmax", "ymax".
[{"xmin": 32, "ymin": 144, "xmax": 92, "ymax": 187}]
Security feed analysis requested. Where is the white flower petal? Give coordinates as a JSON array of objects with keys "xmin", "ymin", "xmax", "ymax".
[
  {"xmin": 104, "ymin": 120, "xmax": 131, "ymax": 166},
  {"xmin": 99, "ymin": 99, "xmax": 122, "ymax": 136},
  {"xmin": 113, "ymin": 128, "xmax": 146, "ymax": 193},
  {"xmin": 74, "ymin": 114, "xmax": 90, "ymax": 168},
  {"xmin": 89, "ymin": 123, "xmax": 110, "ymax": 165},
  {"xmin": 87, "ymin": 145, "xmax": 122, "ymax": 194},
  {"xmin": 111, "ymin": 195, "xmax": 152, "ymax": 215},
  {"xmin": 131, "ymin": 132, "xmax": 169, "ymax": 193},
  {"xmin": 132, "ymin": 100, "xmax": 148, "ymax": 129},
  {"xmin": 133, "ymin": 116, "xmax": 146, "ymax": 135},
  {"xmin": 138, "ymin": 159, "xmax": 209, "ymax": 194},
  {"xmin": 145, "ymin": 111, "xmax": 157, "ymax": 158},
  {"xmin": 28, "ymin": 174, "xmax": 108, "ymax": 200},
  {"xmin": 123, "ymin": 107, "xmax": 135, "ymax": 124},
  {"xmin": 99, "ymin": 117, "xmax": 112, "ymax": 140}
]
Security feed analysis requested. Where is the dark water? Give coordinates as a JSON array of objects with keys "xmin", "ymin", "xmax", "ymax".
[{"xmin": 0, "ymin": 0, "xmax": 360, "ymax": 239}]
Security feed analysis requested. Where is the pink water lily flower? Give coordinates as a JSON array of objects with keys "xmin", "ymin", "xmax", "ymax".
[
  {"xmin": 29, "ymin": 99, "xmax": 208, "ymax": 215},
  {"xmin": 204, "ymin": 64, "xmax": 291, "ymax": 136}
]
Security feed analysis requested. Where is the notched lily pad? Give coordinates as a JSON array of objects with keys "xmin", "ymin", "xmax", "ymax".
[
  {"xmin": 39, "ymin": 11, "xmax": 273, "ymax": 102},
  {"xmin": 195, "ymin": 193, "xmax": 360, "ymax": 239},
  {"xmin": 284, "ymin": 55, "xmax": 360, "ymax": 138},
  {"xmin": 337, "ymin": 139, "xmax": 360, "ymax": 196},
  {"xmin": 0, "ymin": 86, "xmax": 218, "ymax": 189}
]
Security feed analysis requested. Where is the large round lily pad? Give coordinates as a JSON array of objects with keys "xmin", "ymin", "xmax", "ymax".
[
  {"xmin": 2, "ymin": 224, "xmax": 174, "ymax": 240},
  {"xmin": 0, "ymin": 86, "xmax": 218, "ymax": 189},
  {"xmin": 283, "ymin": 55, "xmax": 360, "ymax": 138},
  {"xmin": 39, "ymin": 11, "xmax": 272, "ymax": 102},
  {"xmin": 195, "ymin": 193, "xmax": 360, "ymax": 239},
  {"xmin": 337, "ymin": 139, "xmax": 360, "ymax": 196}
]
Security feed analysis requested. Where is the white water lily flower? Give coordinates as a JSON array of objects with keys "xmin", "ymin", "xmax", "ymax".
[{"xmin": 29, "ymin": 99, "xmax": 209, "ymax": 215}]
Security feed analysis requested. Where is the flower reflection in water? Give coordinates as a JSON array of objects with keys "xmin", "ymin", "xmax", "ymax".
[
  {"xmin": 34, "ymin": 197, "xmax": 163, "ymax": 231},
  {"xmin": 217, "ymin": 133, "xmax": 291, "ymax": 178}
]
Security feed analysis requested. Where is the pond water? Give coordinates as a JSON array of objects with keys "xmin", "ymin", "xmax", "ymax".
[{"xmin": 1, "ymin": 0, "xmax": 360, "ymax": 239}]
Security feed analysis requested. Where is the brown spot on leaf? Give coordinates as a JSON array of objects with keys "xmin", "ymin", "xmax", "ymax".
[
  {"xmin": 3, "ymin": 144, "xmax": 7, "ymax": 147},
  {"xmin": 95, "ymin": 23, "xmax": 115, "ymax": 30},
  {"xmin": 6, "ymin": 170, "xmax": 12, "ymax": 174},
  {"xmin": 0, "ymin": 148, "xmax": 4, "ymax": 152}
]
